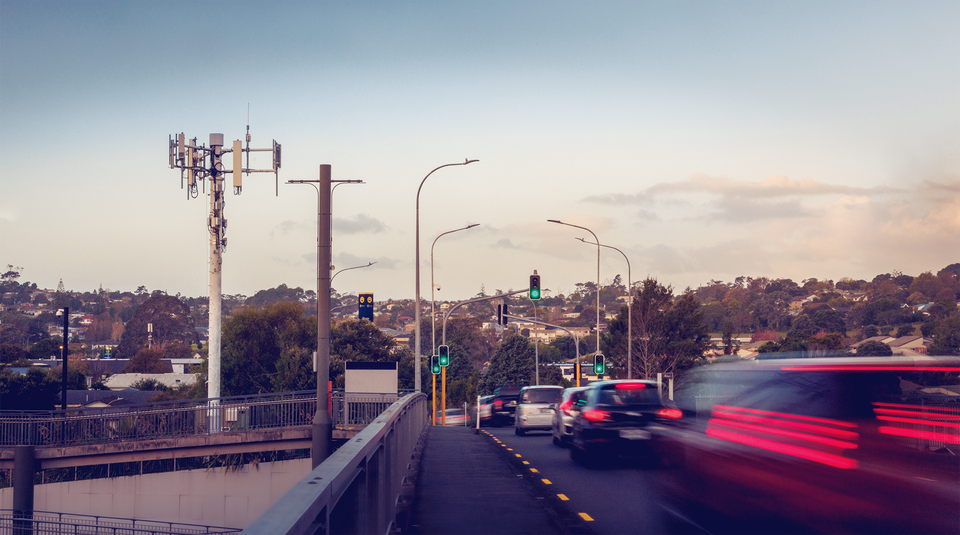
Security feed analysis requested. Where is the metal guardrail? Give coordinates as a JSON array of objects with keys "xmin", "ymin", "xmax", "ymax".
[
  {"xmin": 0, "ymin": 510, "xmax": 241, "ymax": 534},
  {"xmin": 0, "ymin": 391, "xmax": 406, "ymax": 449},
  {"xmin": 241, "ymin": 392, "xmax": 428, "ymax": 535}
]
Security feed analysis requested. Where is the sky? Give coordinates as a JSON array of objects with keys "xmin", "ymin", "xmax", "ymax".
[{"xmin": 2, "ymin": 0, "xmax": 958, "ymax": 303}]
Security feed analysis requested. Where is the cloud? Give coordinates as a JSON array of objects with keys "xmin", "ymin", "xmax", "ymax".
[
  {"xmin": 706, "ymin": 198, "xmax": 808, "ymax": 222},
  {"xmin": 636, "ymin": 209, "xmax": 660, "ymax": 222},
  {"xmin": 333, "ymin": 252, "xmax": 399, "ymax": 271},
  {"xmin": 333, "ymin": 213, "xmax": 388, "ymax": 234},
  {"xmin": 493, "ymin": 238, "xmax": 519, "ymax": 249},
  {"xmin": 271, "ymin": 219, "xmax": 310, "ymax": 237},
  {"xmin": 648, "ymin": 174, "xmax": 901, "ymax": 200},
  {"xmin": 581, "ymin": 192, "xmax": 653, "ymax": 206}
]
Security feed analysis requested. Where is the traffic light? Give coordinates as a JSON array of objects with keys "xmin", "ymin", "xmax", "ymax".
[
  {"xmin": 529, "ymin": 273, "xmax": 541, "ymax": 300},
  {"xmin": 438, "ymin": 345, "xmax": 449, "ymax": 367},
  {"xmin": 499, "ymin": 303, "xmax": 509, "ymax": 326},
  {"xmin": 594, "ymin": 353, "xmax": 605, "ymax": 376},
  {"xmin": 431, "ymin": 355, "xmax": 441, "ymax": 375}
]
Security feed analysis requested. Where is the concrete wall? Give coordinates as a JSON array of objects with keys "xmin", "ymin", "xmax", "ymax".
[{"xmin": 0, "ymin": 458, "xmax": 311, "ymax": 530}]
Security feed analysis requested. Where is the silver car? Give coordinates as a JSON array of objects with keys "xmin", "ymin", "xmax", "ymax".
[
  {"xmin": 514, "ymin": 386, "xmax": 563, "ymax": 435},
  {"xmin": 552, "ymin": 386, "xmax": 588, "ymax": 447}
]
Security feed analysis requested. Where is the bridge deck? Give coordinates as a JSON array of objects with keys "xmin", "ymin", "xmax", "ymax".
[{"xmin": 408, "ymin": 425, "xmax": 589, "ymax": 535}]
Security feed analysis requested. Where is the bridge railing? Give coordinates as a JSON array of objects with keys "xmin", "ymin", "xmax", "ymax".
[
  {"xmin": 241, "ymin": 392, "xmax": 428, "ymax": 535},
  {"xmin": 0, "ymin": 509, "xmax": 242, "ymax": 534},
  {"xmin": 0, "ymin": 391, "xmax": 407, "ymax": 448}
]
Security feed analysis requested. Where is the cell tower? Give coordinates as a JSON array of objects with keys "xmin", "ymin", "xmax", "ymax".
[{"xmin": 168, "ymin": 124, "xmax": 280, "ymax": 430}]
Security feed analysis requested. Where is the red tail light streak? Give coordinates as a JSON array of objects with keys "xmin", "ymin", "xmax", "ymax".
[
  {"xmin": 707, "ymin": 405, "xmax": 859, "ymax": 469},
  {"xmin": 873, "ymin": 402, "xmax": 960, "ymax": 445}
]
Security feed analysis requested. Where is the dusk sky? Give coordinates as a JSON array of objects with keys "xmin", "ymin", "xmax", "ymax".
[{"xmin": 2, "ymin": 1, "xmax": 958, "ymax": 302}]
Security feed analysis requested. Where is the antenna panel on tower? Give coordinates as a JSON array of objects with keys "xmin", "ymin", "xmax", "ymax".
[{"xmin": 233, "ymin": 140, "xmax": 243, "ymax": 189}]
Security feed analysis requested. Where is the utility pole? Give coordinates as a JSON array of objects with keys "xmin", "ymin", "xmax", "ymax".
[
  {"xmin": 288, "ymin": 168, "xmax": 363, "ymax": 466},
  {"xmin": 168, "ymin": 127, "xmax": 280, "ymax": 432}
]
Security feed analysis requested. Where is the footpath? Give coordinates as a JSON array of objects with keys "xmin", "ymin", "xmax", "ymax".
[{"xmin": 406, "ymin": 425, "xmax": 591, "ymax": 535}]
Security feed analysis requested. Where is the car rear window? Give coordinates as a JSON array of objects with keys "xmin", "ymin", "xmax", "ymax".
[
  {"xmin": 597, "ymin": 384, "xmax": 661, "ymax": 407},
  {"xmin": 521, "ymin": 388, "xmax": 562, "ymax": 404}
]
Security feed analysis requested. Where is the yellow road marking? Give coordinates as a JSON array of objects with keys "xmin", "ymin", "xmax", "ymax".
[
  {"xmin": 522, "ymin": 461, "xmax": 530, "ymax": 465},
  {"xmin": 507, "ymin": 448, "xmax": 513, "ymax": 451},
  {"xmin": 515, "ymin": 453, "xmax": 522, "ymax": 457},
  {"xmin": 541, "ymin": 479, "xmax": 552, "ymax": 485},
  {"xmin": 557, "ymin": 494, "xmax": 569, "ymax": 501},
  {"xmin": 579, "ymin": 513, "xmax": 594, "ymax": 521},
  {"xmin": 530, "ymin": 468, "xmax": 538, "ymax": 473}
]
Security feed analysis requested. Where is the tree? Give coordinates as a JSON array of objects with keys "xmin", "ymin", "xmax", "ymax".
[
  {"xmin": 273, "ymin": 348, "xmax": 315, "ymax": 392},
  {"xmin": 480, "ymin": 334, "xmax": 535, "ymax": 395},
  {"xmin": 928, "ymin": 313, "xmax": 960, "ymax": 356},
  {"xmin": 856, "ymin": 340, "xmax": 893, "ymax": 356},
  {"xmin": 116, "ymin": 293, "xmax": 197, "ymax": 358},
  {"xmin": 605, "ymin": 278, "xmax": 708, "ymax": 380},
  {"xmin": 122, "ymin": 348, "xmax": 171, "ymax": 374},
  {"xmin": 27, "ymin": 338, "xmax": 62, "ymax": 360},
  {"xmin": 549, "ymin": 336, "xmax": 588, "ymax": 361},
  {"xmin": 894, "ymin": 324, "xmax": 915, "ymax": 338},
  {"xmin": 221, "ymin": 302, "xmax": 316, "ymax": 396},
  {"xmin": 130, "ymin": 378, "xmax": 169, "ymax": 391},
  {"xmin": 436, "ymin": 317, "xmax": 497, "ymax": 382},
  {"xmin": 0, "ymin": 343, "xmax": 26, "ymax": 364},
  {"xmin": 0, "ymin": 368, "xmax": 61, "ymax": 410},
  {"xmin": 811, "ymin": 307, "xmax": 846, "ymax": 334}
]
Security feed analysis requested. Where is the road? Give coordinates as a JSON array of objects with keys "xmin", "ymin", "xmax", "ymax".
[{"xmin": 482, "ymin": 425, "xmax": 707, "ymax": 535}]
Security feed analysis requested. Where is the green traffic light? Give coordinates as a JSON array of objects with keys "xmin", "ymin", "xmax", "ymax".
[
  {"xmin": 431, "ymin": 356, "xmax": 441, "ymax": 374},
  {"xmin": 439, "ymin": 345, "xmax": 449, "ymax": 367}
]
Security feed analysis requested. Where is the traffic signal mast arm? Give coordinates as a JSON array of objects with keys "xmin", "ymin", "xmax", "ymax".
[
  {"xmin": 439, "ymin": 288, "xmax": 530, "ymax": 347},
  {"xmin": 501, "ymin": 313, "xmax": 586, "ymax": 387}
]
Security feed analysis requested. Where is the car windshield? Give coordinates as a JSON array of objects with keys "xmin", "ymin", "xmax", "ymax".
[
  {"xmin": 521, "ymin": 388, "xmax": 562, "ymax": 404},
  {"xmin": 596, "ymin": 384, "xmax": 661, "ymax": 407}
]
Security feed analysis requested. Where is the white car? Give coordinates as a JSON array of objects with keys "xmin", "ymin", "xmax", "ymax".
[
  {"xmin": 552, "ymin": 387, "xmax": 588, "ymax": 447},
  {"xmin": 514, "ymin": 386, "xmax": 563, "ymax": 435}
]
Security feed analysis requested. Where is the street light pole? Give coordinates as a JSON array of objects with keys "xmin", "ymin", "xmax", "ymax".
[
  {"xmin": 431, "ymin": 223, "xmax": 479, "ymax": 427},
  {"xmin": 415, "ymin": 159, "xmax": 478, "ymax": 393},
  {"xmin": 577, "ymin": 238, "xmax": 632, "ymax": 378},
  {"xmin": 548, "ymin": 220, "xmax": 602, "ymax": 353},
  {"xmin": 287, "ymin": 168, "xmax": 363, "ymax": 467},
  {"xmin": 430, "ymin": 224, "xmax": 480, "ymax": 357}
]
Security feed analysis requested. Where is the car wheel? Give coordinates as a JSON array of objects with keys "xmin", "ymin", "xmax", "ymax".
[
  {"xmin": 515, "ymin": 426, "xmax": 525, "ymax": 436},
  {"xmin": 553, "ymin": 434, "xmax": 561, "ymax": 446}
]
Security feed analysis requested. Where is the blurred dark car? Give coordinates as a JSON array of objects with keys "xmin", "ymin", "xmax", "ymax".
[
  {"xmin": 662, "ymin": 356, "xmax": 960, "ymax": 534},
  {"xmin": 552, "ymin": 386, "xmax": 588, "ymax": 447},
  {"xmin": 488, "ymin": 385, "xmax": 524, "ymax": 426},
  {"xmin": 569, "ymin": 380, "xmax": 684, "ymax": 467},
  {"xmin": 514, "ymin": 385, "xmax": 563, "ymax": 435}
]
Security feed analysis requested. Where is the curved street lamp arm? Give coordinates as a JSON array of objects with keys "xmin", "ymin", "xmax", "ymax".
[
  {"xmin": 331, "ymin": 261, "xmax": 376, "ymax": 284},
  {"xmin": 548, "ymin": 219, "xmax": 602, "ymax": 353}
]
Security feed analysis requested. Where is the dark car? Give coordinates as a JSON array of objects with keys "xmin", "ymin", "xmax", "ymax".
[
  {"xmin": 487, "ymin": 385, "xmax": 524, "ymax": 426},
  {"xmin": 662, "ymin": 356, "xmax": 960, "ymax": 534},
  {"xmin": 569, "ymin": 380, "xmax": 684, "ymax": 467}
]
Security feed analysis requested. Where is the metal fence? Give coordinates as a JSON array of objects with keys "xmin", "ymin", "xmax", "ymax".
[
  {"xmin": 0, "ymin": 391, "xmax": 406, "ymax": 449},
  {"xmin": 0, "ymin": 510, "xmax": 241, "ymax": 535},
  {"xmin": 241, "ymin": 392, "xmax": 428, "ymax": 535}
]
